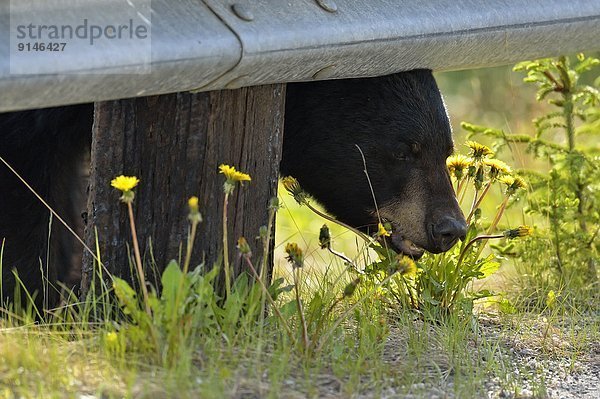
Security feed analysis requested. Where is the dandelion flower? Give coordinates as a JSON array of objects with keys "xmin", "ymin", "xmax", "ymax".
[
  {"xmin": 466, "ymin": 141, "xmax": 494, "ymax": 159},
  {"xmin": 219, "ymin": 164, "xmax": 251, "ymax": 194},
  {"xmin": 483, "ymin": 159, "xmax": 512, "ymax": 178},
  {"xmin": 396, "ymin": 256, "xmax": 417, "ymax": 276},
  {"xmin": 219, "ymin": 164, "xmax": 251, "ymax": 182},
  {"xmin": 377, "ymin": 222, "xmax": 392, "ymax": 237},
  {"xmin": 499, "ymin": 175, "xmax": 527, "ymax": 195},
  {"xmin": 111, "ymin": 175, "xmax": 139, "ymax": 192},
  {"xmin": 447, "ymin": 154, "xmax": 472, "ymax": 180},
  {"xmin": 111, "ymin": 175, "xmax": 139, "ymax": 203},
  {"xmin": 516, "ymin": 225, "xmax": 533, "ymax": 237}
]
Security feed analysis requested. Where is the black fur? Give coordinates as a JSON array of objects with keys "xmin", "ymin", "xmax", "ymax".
[
  {"xmin": 0, "ymin": 105, "xmax": 92, "ymax": 307},
  {"xmin": 282, "ymin": 70, "xmax": 465, "ymax": 252}
]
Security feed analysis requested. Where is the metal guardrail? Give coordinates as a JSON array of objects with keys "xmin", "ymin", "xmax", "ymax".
[{"xmin": 1, "ymin": 0, "xmax": 599, "ymax": 112}]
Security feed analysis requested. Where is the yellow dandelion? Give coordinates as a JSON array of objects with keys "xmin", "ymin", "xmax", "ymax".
[
  {"xmin": 483, "ymin": 158, "xmax": 512, "ymax": 177},
  {"xmin": 105, "ymin": 331, "xmax": 118, "ymax": 345},
  {"xmin": 219, "ymin": 164, "xmax": 251, "ymax": 183},
  {"xmin": 514, "ymin": 176, "xmax": 527, "ymax": 189},
  {"xmin": 447, "ymin": 154, "xmax": 472, "ymax": 170},
  {"xmin": 377, "ymin": 222, "xmax": 391, "ymax": 237},
  {"xmin": 396, "ymin": 256, "xmax": 417, "ymax": 276},
  {"xmin": 111, "ymin": 175, "xmax": 139, "ymax": 192},
  {"xmin": 466, "ymin": 141, "xmax": 494, "ymax": 159},
  {"xmin": 517, "ymin": 225, "xmax": 533, "ymax": 237},
  {"xmin": 499, "ymin": 175, "xmax": 514, "ymax": 186},
  {"xmin": 447, "ymin": 154, "xmax": 473, "ymax": 180},
  {"xmin": 499, "ymin": 175, "xmax": 527, "ymax": 195}
]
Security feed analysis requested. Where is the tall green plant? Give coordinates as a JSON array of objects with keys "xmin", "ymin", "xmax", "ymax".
[{"xmin": 463, "ymin": 54, "xmax": 599, "ymax": 291}]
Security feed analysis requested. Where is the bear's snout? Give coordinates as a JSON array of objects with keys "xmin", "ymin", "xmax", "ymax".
[{"xmin": 429, "ymin": 216, "xmax": 468, "ymax": 253}]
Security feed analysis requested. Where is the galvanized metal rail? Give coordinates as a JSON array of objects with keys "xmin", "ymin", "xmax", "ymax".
[{"xmin": 1, "ymin": 0, "xmax": 599, "ymax": 112}]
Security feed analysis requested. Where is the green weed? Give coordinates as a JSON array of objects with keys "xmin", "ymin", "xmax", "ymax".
[{"xmin": 463, "ymin": 54, "xmax": 600, "ymax": 305}]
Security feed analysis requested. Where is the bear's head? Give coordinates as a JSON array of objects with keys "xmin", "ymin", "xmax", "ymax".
[{"xmin": 282, "ymin": 70, "xmax": 467, "ymax": 258}]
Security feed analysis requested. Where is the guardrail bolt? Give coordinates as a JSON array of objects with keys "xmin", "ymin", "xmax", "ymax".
[
  {"xmin": 315, "ymin": 0, "xmax": 338, "ymax": 13},
  {"xmin": 231, "ymin": 4, "xmax": 254, "ymax": 21}
]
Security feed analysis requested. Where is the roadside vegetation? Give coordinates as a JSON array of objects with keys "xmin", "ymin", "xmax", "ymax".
[{"xmin": 0, "ymin": 54, "xmax": 598, "ymax": 398}]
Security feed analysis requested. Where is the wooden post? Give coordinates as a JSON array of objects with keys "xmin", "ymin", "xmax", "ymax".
[{"xmin": 81, "ymin": 85, "xmax": 285, "ymax": 295}]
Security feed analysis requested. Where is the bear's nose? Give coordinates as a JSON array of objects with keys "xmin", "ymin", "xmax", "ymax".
[{"xmin": 431, "ymin": 216, "xmax": 468, "ymax": 252}]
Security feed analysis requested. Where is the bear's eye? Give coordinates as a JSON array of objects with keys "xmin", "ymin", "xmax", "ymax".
[
  {"xmin": 392, "ymin": 143, "xmax": 411, "ymax": 161},
  {"xmin": 394, "ymin": 153, "xmax": 409, "ymax": 161}
]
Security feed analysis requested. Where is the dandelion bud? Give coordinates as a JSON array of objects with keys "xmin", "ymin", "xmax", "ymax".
[
  {"xmin": 319, "ymin": 224, "xmax": 331, "ymax": 250},
  {"xmin": 343, "ymin": 277, "xmax": 361, "ymax": 298},
  {"xmin": 503, "ymin": 225, "xmax": 533, "ymax": 239},
  {"xmin": 282, "ymin": 176, "xmax": 307, "ymax": 205},
  {"xmin": 187, "ymin": 196, "xmax": 202, "ymax": 223},
  {"xmin": 105, "ymin": 331, "xmax": 118, "ymax": 345},
  {"xmin": 237, "ymin": 237, "xmax": 252, "ymax": 256},
  {"xmin": 188, "ymin": 196, "xmax": 199, "ymax": 210},
  {"xmin": 474, "ymin": 166, "xmax": 485, "ymax": 190},
  {"xmin": 546, "ymin": 290, "xmax": 556, "ymax": 308},
  {"xmin": 258, "ymin": 225, "xmax": 268, "ymax": 241},
  {"xmin": 105, "ymin": 331, "xmax": 120, "ymax": 352},
  {"xmin": 269, "ymin": 197, "xmax": 280, "ymax": 210},
  {"xmin": 467, "ymin": 164, "xmax": 477, "ymax": 179},
  {"xmin": 285, "ymin": 242, "xmax": 304, "ymax": 269}
]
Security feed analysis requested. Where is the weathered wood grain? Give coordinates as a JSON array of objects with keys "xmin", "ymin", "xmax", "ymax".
[{"xmin": 81, "ymin": 85, "xmax": 285, "ymax": 294}]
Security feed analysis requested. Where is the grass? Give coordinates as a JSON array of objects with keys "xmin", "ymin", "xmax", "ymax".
[
  {"xmin": 1, "ymin": 182, "xmax": 597, "ymax": 398},
  {"xmin": 1, "ymin": 60, "xmax": 599, "ymax": 398}
]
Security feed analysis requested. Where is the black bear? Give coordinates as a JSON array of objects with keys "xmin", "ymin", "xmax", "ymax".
[
  {"xmin": 0, "ymin": 105, "xmax": 92, "ymax": 307},
  {"xmin": 0, "ymin": 69, "xmax": 466, "ymax": 308},
  {"xmin": 282, "ymin": 70, "xmax": 467, "ymax": 257}
]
